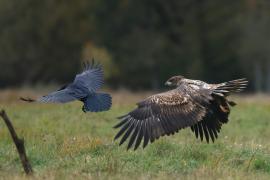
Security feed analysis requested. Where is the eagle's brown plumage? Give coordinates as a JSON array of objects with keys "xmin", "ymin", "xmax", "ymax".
[{"xmin": 114, "ymin": 76, "xmax": 248, "ymax": 150}]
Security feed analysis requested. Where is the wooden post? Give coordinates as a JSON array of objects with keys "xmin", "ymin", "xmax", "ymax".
[{"xmin": 0, "ymin": 110, "xmax": 33, "ymax": 175}]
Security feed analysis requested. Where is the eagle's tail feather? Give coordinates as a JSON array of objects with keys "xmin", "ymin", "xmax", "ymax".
[{"xmin": 214, "ymin": 78, "xmax": 248, "ymax": 96}]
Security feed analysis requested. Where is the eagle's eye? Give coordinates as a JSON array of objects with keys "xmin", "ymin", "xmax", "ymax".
[{"xmin": 165, "ymin": 77, "xmax": 176, "ymax": 86}]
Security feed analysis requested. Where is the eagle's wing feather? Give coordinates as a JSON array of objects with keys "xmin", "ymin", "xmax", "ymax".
[
  {"xmin": 114, "ymin": 85, "xmax": 212, "ymax": 150},
  {"xmin": 73, "ymin": 60, "xmax": 104, "ymax": 93}
]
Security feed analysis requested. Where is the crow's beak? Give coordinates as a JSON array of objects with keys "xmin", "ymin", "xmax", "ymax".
[{"xmin": 165, "ymin": 81, "xmax": 172, "ymax": 86}]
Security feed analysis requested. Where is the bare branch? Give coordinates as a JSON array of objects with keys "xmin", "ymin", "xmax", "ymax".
[{"xmin": 0, "ymin": 110, "xmax": 33, "ymax": 175}]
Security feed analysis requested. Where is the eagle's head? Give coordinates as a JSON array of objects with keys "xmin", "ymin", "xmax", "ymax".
[{"xmin": 165, "ymin": 75, "xmax": 184, "ymax": 87}]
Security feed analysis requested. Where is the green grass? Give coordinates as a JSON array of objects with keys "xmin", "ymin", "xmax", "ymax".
[{"xmin": 0, "ymin": 94, "xmax": 270, "ymax": 179}]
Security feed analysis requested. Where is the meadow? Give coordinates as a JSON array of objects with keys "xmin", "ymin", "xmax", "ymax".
[{"xmin": 0, "ymin": 90, "xmax": 270, "ymax": 180}]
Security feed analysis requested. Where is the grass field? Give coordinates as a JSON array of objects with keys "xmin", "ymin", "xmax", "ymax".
[{"xmin": 0, "ymin": 90, "xmax": 270, "ymax": 179}]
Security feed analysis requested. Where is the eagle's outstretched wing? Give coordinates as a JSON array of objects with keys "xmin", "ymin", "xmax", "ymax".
[
  {"xmin": 190, "ymin": 78, "xmax": 248, "ymax": 142},
  {"xmin": 114, "ymin": 84, "xmax": 213, "ymax": 150},
  {"xmin": 73, "ymin": 60, "xmax": 104, "ymax": 93}
]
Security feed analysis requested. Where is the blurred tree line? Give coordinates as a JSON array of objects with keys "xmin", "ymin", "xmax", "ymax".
[{"xmin": 0, "ymin": 0, "xmax": 269, "ymax": 91}]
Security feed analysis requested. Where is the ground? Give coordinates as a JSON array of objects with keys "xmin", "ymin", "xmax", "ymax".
[{"xmin": 0, "ymin": 90, "xmax": 270, "ymax": 180}]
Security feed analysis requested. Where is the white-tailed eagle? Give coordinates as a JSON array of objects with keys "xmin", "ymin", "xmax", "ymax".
[{"xmin": 114, "ymin": 76, "xmax": 248, "ymax": 150}]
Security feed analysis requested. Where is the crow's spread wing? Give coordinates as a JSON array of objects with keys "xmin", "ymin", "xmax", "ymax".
[
  {"xmin": 73, "ymin": 61, "xmax": 104, "ymax": 93},
  {"xmin": 37, "ymin": 89, "xmax": 78, "ymax": 103}
]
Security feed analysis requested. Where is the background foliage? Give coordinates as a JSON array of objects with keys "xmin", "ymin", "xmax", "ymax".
[{"xmin": 0, "ymin": 0, "xmax": 270, "ymax": 91}]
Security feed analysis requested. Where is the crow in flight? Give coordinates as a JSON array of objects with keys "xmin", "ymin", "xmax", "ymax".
[{"xmin": 21, "ymin": 61, "xmax": 112, "ymax": 113}]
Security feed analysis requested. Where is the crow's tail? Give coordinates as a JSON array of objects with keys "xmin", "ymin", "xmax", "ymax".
[{"xmin": 82, "ymin": 93, "xmax": 112, "ymax": 112}]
